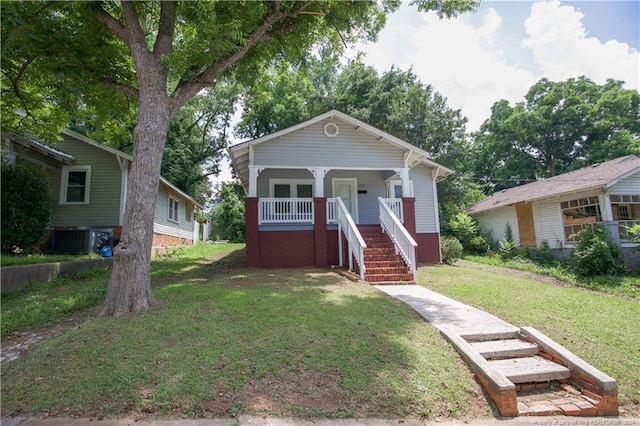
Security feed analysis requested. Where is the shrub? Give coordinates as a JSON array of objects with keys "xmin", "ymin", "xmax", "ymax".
[
  {"xmin": 440, "ymin": 236, "xmax": 463, "ymax": 264},
  {"xmin": 570, "ymin": 225, "xmax": 623, "ymax": 277},
  {"xmin": 498, "ymin": 239, "xmax": 517, "ymax": 260},
  {"xmin": 449, "ymin": 212, "xmax": 480, "ymax": 252},
  {"xmin": 467, "ymin": 235, "xmax": 489, "ymax": 254},
  {"xmin": 534, "ymin": 240, "xmax": 554, "ymax": 263},
  {"xmin": 1, "ymin": 161, "xmax": 53, "ymax": 253}
]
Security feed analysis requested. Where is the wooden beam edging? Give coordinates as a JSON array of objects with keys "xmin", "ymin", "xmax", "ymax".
[{"xmin": 438, "ymin": 327, "xmax": 518, "ymax": 417}]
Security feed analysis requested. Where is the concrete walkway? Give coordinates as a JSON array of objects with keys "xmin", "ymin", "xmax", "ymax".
[{"xmin": 374, "ymin": 285, "xmax": 519, "ymax": 340}]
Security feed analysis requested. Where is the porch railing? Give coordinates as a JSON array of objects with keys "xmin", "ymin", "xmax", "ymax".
[
  {"xmin": 564, "ymin": 220, "xmax": 640, "ymax": 243},
  {"xmin": 381, "ymin": 198, "xmax": 403, "ymax": 223},
  {"xmin": 258, "ymin": 198, "xmax": 314, "ymax": 224},
  {"xmin": 336, "ymin": 197, "xmax": 367, "ymax": 280},
  {"xmin": 378, "ymin": 197, "xmax": 417, "ymax": 281},
  {"xmin": 327, "ymin": 198, "xmax": 338, "ymax": 224}
]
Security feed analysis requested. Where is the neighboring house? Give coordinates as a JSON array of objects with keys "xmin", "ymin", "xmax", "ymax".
[
  {"xmin": 229, "ymin": 110, "xmax": 452, "ymax": 282},
  {"xmin": 467, "ymin": 155, "xmax": 640, "ymax": 267},
  {"xmin": 1, "ymin": 130, "xmax": 203, "ymax": 253}
]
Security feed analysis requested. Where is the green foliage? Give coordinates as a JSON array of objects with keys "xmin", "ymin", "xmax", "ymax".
[
  {"xmin": 467, "ymin": 235, "xmax": 489, "ymax": 255},
  {"xmin": 627, "ymin": 224, "xmax": 640, "ymax": 251},
  {"xmin": 1, "ymin": 161, "xmax": 53, "ymax": 253},
  {"xmin": 570, "ymin": 225, "xmax": 624, "ymax": 277},
  {"xmin": 498, "ymin": 240, "xmax": 517, "ymax": 260},
  {"xmin": 440, "ymin": 236, "xmax": 463, "ymax": 264},
  {"xmin": 473, "ymin": 77, "xmax": 640, "ymax": 193},
  {"xmin": 504, "ymin": 222, "xmax": 514, "ymax": 243},
  {"xmin": 212, "ymin": 183, "xmax": 246, "ymax": 243},
  {"xmin": 534, "ymin": 240, "xmax": 554, "ymax": 263},
  {"xmin": 448, "ymin": 212, "xmax": 480, "ymax": 252}
]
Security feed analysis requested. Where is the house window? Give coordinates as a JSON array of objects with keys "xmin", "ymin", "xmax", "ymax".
[
  {"xmin": 168, "ymin": 196, "xmax": 179, "ymax": 223},
  {"xmin": 610, "ymin": 194, "xmax": 640, "ymax": 240},
  {"xmin": 387, "ymin": 180, "xmax": 414, "ymax": 198},
  {"xmin": 60, "ymin": 166, "xmax": 91, "ymax": 204},
  {"xmin": 269, "ymin": 179, "xmax": 314, "ymax": 198},
  {"xmin": 561, "ymin": 196, "xmax": 601, "ymax": 242}
]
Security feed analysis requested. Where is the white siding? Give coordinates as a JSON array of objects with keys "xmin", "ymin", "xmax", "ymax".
[
  {"xmin": 325, "ymin": 170, "xmax": 387, "ymax": 224},
  {"xmin": 154, "ymin": 183, "xmax": 194, "ymax": 240},
  {"xmin": 475, "ymin": 206, "xmax": 520, "ymax": 245},
  {"xmin": 608, "ymin": 171, "xmax": 640, "ymax": 195},
  {"xmin": 410, "ymin": 165, "xmax": 438, "ymax": 233},
  {"xmin": 254, "ymin": 117, "xmax": 405, "ymax": 169}
]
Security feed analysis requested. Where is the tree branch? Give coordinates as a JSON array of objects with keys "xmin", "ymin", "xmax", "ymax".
[
  {"xmin": 102, "ymin": 78, "xmax": 140, "ymax": 100},
  {"xmin": 153, "ymin": 1, "xmax": 177, "ymax": 57},
  {"xmin": 89, "ymin": 3, "xmax": 129, "ymax": 44}
]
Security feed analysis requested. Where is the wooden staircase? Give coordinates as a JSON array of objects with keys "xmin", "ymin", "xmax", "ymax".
[{"xmin": 359, "ymin": 226, "xmax": 414, "ymax": 283}]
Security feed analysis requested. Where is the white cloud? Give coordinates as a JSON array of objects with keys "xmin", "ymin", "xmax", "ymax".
[
  {"xmin": 350, "ymin": 4, "xmax": 537, "ymax": 131},
  {"xmin": 523, "ymin": 0, "xmax": 639, "ymax": 90}
]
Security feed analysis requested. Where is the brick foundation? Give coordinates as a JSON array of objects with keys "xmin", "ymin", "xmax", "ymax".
[
  {"xmin": 151, "ymin": 233, "xmax": 193, "ymax": 247},
  {"xmin": 258, "ymin": 230, "xmax": 315, "ymax": 267},
  {"xmin": 414, "ymin": 233, "xmax": 441, "ymax": 264}
]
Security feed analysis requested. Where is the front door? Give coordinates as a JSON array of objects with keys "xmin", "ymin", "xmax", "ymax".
[{"xmin": 333, "ymin": 179, "xmax": 359, "ymax": 223}]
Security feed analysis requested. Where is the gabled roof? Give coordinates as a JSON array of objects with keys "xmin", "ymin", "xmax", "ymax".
[
  {"xmin": 468, "ymin": 155, "xmax": 640, "ymax": 214},
  {"xmin": 229, "ymin": 109, "xmax": 453, "ymax": 187},
  {"xmin": 3, "ymin": 131, "xmax": 75, "ymax": 165},
  {"xmin": 60, "ymin": 130, "xmax": 202, "ymax": 208}
]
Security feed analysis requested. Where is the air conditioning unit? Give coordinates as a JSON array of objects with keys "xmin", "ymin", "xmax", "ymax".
[{"xmin": 52, "ymin": 228, "xmax": 112, "ymax": 254}]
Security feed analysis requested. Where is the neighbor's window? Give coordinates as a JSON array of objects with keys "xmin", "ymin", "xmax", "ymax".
[
  {"xmin": 561, "ymin": 196, "xmax": 601, "ymax": 242},
  {"xmin": 168, "ymin": 196, "xmax": 179, "ymax": 222},
  {"xmin": 610, "ymin": 194, "xmax": 640, "ymax": 240},
  {"xmin": 60, "ymin": 166, "xmax": 91, "ymax": 204}
]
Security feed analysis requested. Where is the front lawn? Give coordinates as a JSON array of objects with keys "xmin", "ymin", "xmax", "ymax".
[
  {"xmin": 419, "ymin": 260, "xmax": 640, "ymax": 416},
  {"xmin": 1, "ymin": 244, "xmax": 487, "ymax": 421}
]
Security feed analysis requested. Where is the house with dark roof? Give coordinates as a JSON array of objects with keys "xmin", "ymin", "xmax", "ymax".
[
  {"xmin": 467, "ymin": 155, "xmax": 640, "ymax": 267},
  {"xmin": 229, "ymin": 110, "xmax": 452, "ymax": 282},
  {"xmin": 1, "ymin": 130, "xmax": 205, "ymax": 254}
]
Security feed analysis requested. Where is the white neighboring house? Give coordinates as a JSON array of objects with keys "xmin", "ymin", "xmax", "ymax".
[
  {"xmin": 1, "ymin": 130, "xmax": 204, "ymax": 253},
  {"xmin": 467, "ymin": 155, "xmax": 640, "ymax": 268}
]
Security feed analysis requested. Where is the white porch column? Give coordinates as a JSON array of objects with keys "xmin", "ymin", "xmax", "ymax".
[
  {"xmin": 309, "ymin": 167, "xmax": 330, "ymax": 197},
  {"xmin": 400, "ymin": 168, "xmax": 411, "ymax": 197},
  {"xmin": 248, "ymin": 166, "xmax": 262, "ymax": 197}
]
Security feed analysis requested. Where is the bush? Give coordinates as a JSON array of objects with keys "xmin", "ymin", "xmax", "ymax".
[
  {"xmin": 570, "ymin": 225, "xmax": 623, "ymax": 277},
  {"xmin": 467, "ymin": 235, "xmax": 489, "ymax": 254},
  {"xmin": 1, "ymin": 161, "xmax": 53, "ymax": 253},
  {"xmin": 498, "ymin": 239, "xmax": 517, "ymax": 260},
  {"xmin": 440, "ymin": 236, "xmax": 463, "ymax": 264},
  {"xmin": 449, "ymin": 212, "xmax": 480, "ymax": 252},
  {"xmin": 534, "ymin": 240, "xmax": 554, "ymax": 263},
  {"xmin": 212, "ymin": 183, "xmax": 245, "ymax": 243}
]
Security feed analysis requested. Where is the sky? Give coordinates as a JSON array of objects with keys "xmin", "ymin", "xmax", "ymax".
[{"xmin": 214, "ymin": 0, "xmax": 639, "ymax": 185}]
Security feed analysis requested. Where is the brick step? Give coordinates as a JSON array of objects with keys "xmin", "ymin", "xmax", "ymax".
[
  {"xmin": 489, "ymin": 356, "xmax": 571, "ymax": 384},
  {"xmin": 363, "ymin": 241, "xmax": 395, "ymax": 248},
  {"xmin": 364, "ymin": 247, "xmax": 395, "ymax": 256},
  {"xmin": 365, "ymin": 273, "xmax": 414, "ymax": 283},
  {"xmin": 364, "ymin": 260, "xmax": 407, "ymax": 268},
  {"xmin": 364, "ymin": 253, "xmax": 404, "ymax": 262},
  {"xmin": 470, "ymin": 339, "xmax": 539, "ymax": 360},
  {"xmin": 365, "ymin": 266, "xmax": 411, "ymax": 275}
]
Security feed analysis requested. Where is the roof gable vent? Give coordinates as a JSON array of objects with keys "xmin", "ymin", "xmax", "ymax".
[{"xmin": 324, "ymin": 122, "xmax": 339, "ymax": 138}]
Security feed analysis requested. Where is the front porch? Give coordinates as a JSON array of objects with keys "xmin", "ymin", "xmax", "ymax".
[{"xmin": 245, "ymin": 195, "xmax": 421, "ymax": 282}]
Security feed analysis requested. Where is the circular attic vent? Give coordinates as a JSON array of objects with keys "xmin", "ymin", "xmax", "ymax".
[{"xmin": 324, "ymin": 122, "xmax": 339, "ymax": 138}]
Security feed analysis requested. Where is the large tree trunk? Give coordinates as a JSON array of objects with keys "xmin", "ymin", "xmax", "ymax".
[{"xmin": 99, "ymin": 92, "xmax": 171, "ymax": 317}]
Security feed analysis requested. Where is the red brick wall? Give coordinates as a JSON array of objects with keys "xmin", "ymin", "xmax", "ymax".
[
  {"xmin": 327, "ymin": 230, "xmax": 339, "ymax": 266},
  {"xmin": 258, "ymin": 230, "xmax": 315, "ymax": 267},
  {"xmin": 415, "ymin": 233, "xmax": 441, "ymax": 264},
  {"xmin": 245, "ymin": 198, "xmax": 260, "ymax": 267},
  {"xmin": 152, "ymin": 233, "xmax": 193, "ymax": 247},
  {"xmin": 314, "ymin": 198, "xmax": 328, "ymax": 267}
]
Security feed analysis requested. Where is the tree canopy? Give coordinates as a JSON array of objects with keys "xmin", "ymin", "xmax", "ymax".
[{"xmin": 472, "ymin": 77, "xmax": 640, "ymax": 193}]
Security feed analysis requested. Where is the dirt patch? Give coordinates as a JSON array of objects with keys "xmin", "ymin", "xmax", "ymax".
[{"xmin": 241, "ymin": 370, "xmax": 349, "ymax": 416}]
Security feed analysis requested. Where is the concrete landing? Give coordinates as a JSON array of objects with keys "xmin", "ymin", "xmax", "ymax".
[{"xmin": 489, "ymin": 357, "xmax": 571, "ymax": 383}]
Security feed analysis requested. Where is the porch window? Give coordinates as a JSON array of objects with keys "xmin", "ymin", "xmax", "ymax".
[
  {"xmin": 561, "ymin": 196, "xmax": 601, "ymax": 242},
  {"xmin": 60, "ymin": 166, "xmax": 91, "ymax": 205},
  {"xmin": 610, "ymin": 194, "xmax": 640, "ymax": 240},
  {"xmin": 387, "ymin": 179, "xmax": 414, "ymax": 198},
  {"xmin": 270, "ymin": 179, "xmax": 314, "ymax": 198}
]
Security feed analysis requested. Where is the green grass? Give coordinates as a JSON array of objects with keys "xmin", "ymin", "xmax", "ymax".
[
  {"xmin": 1, "ymin": 244, "xmax": 487, "ymax": 421},
  {"xmin": 0, "ymin": 243, "xmax": 246, "ymax": 336},
  {"xmin": 464, "ymin": 254, "xmax": 640, "ymax": 299},
  {"xmin": 419, "ymin": 260, "xmax": 640, "ymax": 416},
  {"xmin": 1, "ymin": 252, "xmax": 101, "ymax": 267}
]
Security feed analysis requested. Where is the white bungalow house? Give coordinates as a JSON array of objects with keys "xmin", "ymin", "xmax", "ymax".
[
  {"xmin": 467, "ymin": 155, "xmax": 640, "ymax": 268},
  {"xmin": 229, "ymin": 110, "xmax": 452, "ymax": 282},
  {"xmin": 1, "ymin": 130, "xmax": 205, "ymax": 253}
]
